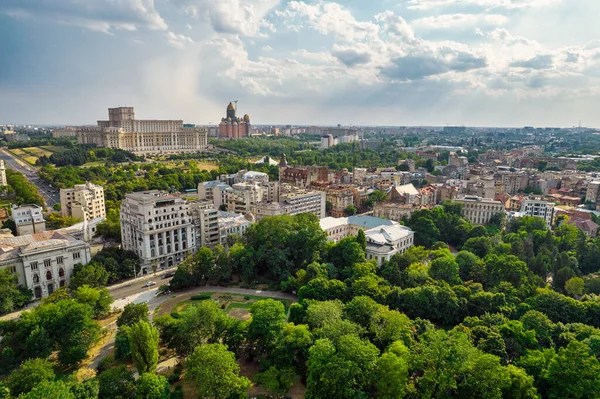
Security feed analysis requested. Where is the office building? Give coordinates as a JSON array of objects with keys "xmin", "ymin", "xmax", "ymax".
[
  {"xmin": 120, "ymin": 191, "xmax": 196, "ymax": 274},
  {"xmin": 60, "ymin": 182, "xmax": 106, "ymax": 221},
  {"xmin": 455, "ymin": 196, "xmax": 505, "ymax": 225},
  {"xmin": 0, "ymin": 231, "xmax": 91, "ymax": 299},
  {"xmin": 76, "ymin": 107, "xmax": 208, "ymax": 154},
  {"xmin": 11, "ymin": 204, "xmax": 46, "ymax": 236}
]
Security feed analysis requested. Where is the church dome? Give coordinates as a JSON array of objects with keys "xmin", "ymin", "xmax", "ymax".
[
  {"xmin": 243, "ymin": 114, "xmax": 250, "ymax": 122},
  {"xmin": 227, "ymin": 102, "xmax": 235, "ymax": 111}
]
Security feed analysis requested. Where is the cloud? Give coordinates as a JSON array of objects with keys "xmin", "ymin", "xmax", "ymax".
[
  {"xmin": 166, "ymin": 32, "xmax": 194, "ymax": 48},
  {"xmin": 510, "ymin": 54, "xmax": 554, "ymax": 69},
  {"xmin": 173, "ymin": 0, "xmax": 279, "ymax": 36},
  {"xmin": 382, "ymin": 50, "xmax": 487, "ymax": 80},
  {"xmin": 3, "ymin": 0, "xmax": 167, "ymax": 33},
  {"xmin": 406, "ymin": 0, "xmax": 563, "ymax": 12},
  {"xmin": 411, "ymin": 13, "xmax": 508, "ymax": 30},
  {"xmin": 332, "ymin": 48, "xmax": 372, "ymax": 67}
]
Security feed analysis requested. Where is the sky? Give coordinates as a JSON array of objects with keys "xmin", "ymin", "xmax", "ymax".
[{"xmin": 2, "ymin": 0, "xmax": 600, "ymax": 127}]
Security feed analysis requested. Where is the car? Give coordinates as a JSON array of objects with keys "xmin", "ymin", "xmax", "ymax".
[
  {"xmin": 162, "ymin": 271, "xmax": 176, "ymax": 279},
  {"xmin": 143, "ymin": 281, "xmax": 156, "ymax": 287}
]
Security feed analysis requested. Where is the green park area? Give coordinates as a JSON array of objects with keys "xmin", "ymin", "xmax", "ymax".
[{"xmin": 10, "ymin": 146, "xmax": 56, "ymax": 165}]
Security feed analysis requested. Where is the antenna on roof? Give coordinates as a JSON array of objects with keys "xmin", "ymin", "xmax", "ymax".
[{"xmin": 234, "ymin": 100, "xmax": 238, "ymax": 111}]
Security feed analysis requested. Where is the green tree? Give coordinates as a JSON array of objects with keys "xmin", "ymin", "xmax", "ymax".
[
  {"xmin": 356, "ymin": 229, "xmax": 367, "ymax": 251},
  {"xmin": 135, "ymin": 373, "xmax": 170, "ymax": 399},
  {"xmin": 344, "ymin": 204, "xmax": 357, "ymax": 216},
  {"xmin": 248, "ymin": 299, "xmax": 287, "ymax": 354},
  {"xmin": 373, "ymin": 351, "xmax": 408, "ymax": 399},
  {"xmin": 428, "ymin": 256, "xmax": 461, "ymax": 284},
  {"xmin": 0, "ymin": 268, "xmax": 32, "ymax": 315},
  {"xmin": 7, "ymin": 358, "xmax": 55, "ymax": 397},
  {"xmin": 18, "ymin": 380, "xmax": 75, "ymax": 399},
  {"xmin": 254, "ymin": 366, "xmax": 297, "ymax": 397},
  {"xmin": 463, "ymin": 236, "xmax": 493, "ymax": 258},
  {"xmin": 98, "ymin": 366, "xmax": 136, "ymax": 399},
  {"xmin": 69, "ymin": 263, "xmax": 109, "ymax": 290},
  {"xmin": 72, "ymin": 285, "xmax": 113, "ymax": 317},
  {"xmin": 127, "ymin": 321, "xmax": 159, "ymax": 374},
  {"xmin": 545, "ymin": 341, "xmax": 600, "ymax": 399},
  {"xmin": 565, "ymin": 277, "xmax": 585, "ymax": 297},
  {"xmin": 184, "ymin": 344, "xmax": 251, "ymax": 399},
  {"xmin": 117, "ymin": 303, "xmax": 149, "ymax": 327}
]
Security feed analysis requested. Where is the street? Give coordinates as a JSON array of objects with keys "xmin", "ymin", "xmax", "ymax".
[{"xmin": 0, "ymin": 148, "xmax": 60, "ymax": 207}]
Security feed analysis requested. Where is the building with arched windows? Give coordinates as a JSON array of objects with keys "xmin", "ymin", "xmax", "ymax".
[
  {"xmin": 0, "ymin": 231, "xmax": 91, "ymax": 299},
  {"xmin": 218, "ymin": 102, "xmax": 250, "ymax": 139}
]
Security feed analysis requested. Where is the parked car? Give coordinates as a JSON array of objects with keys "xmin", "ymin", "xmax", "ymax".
[
  {"xmin": 143, "ymin": 281, "xmax": 156, "ymax": 287},
  {"xmin": 163, "ymin": 271, "xmax": 176, "ymax": 279}
]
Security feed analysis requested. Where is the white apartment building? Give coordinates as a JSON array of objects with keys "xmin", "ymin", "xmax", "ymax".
[
  {"xmin": 455, "ymin": 196, "xmax": 506, "ymax": 225},
  {"xmin": 0, "ymin": 160, "xmax": 6, "ymax": 186},
  {"xmin": 520, "ymin": 196, "xmax": 555, "ymax": 228},
  {"xmin": 217, "ymin": 211, "xmax": 252, "ymax": 245},
  {"xmin": 120, "ymin": 191, "xmax": 196, "ymax": 274},
  {"xmin": 198, "ymin": 181, "xmax": 230, "ymax": 209},
  {"xmin": 188, "ymin": 200, "xmax": 220, "ymax": 248},
  {"xmin": 11, "ymin": 204, "xmax": 46, "ymax": 236},
  {"xmin": 319, "ymin": 215, "xmax": 414, "ymax": 266},
  {"xmin": 60, "ymin": 182, "xmax": 106, "ymax": 221},
  {"xmin": 225, "ymin": 183, "xmax": 264, "ymax": 214},
  {"xmin": 251, "ymin": 188, "xmax": 326, "ymax": 221},
  {"xmin": 0, "ymin": 231, "xmax": 91, "ymax": 299}
]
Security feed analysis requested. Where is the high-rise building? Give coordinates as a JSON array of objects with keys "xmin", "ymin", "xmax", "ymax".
[
  {"xmin": 11, "ymin": 204, "xmax": 46, "ymax": 236},
  {"xmin": 60, "ymin": 182, "xmax": 106, "ymax": 221},
  {"xmin": 120, "ymin": 191, "xmax": 196, "ymax": 274},
  {"xmin": 74, "ymin": 107, "xmax": 208, "ymax": 154},
  {"xmin": 0, "ymin": 160, "xmax": 7, "ymax": 187},
  {"xmin": 218, "ymin": 102, "xmax": 250, "ymax": 139}
]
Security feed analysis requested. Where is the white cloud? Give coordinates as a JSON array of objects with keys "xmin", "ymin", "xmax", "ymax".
[
  {"xmin": 406, "ymin": 0, "xmax": 563, "ymax": 11},
  {"xmin": 411, "ymin": 13, "xmax": 508, "ymax": 30},
  {"xmin": 166, "ymin": 32, "xmax": 195, "ymax": 48},
  {"xmin": 4, "ymin": 0, "xmax": 167, "ymax": 33}
]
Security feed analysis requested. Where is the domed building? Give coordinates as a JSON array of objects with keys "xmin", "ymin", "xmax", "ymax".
[{"xmin": 219, "ymin": 102, "xmax": 250, "ymax": 139}]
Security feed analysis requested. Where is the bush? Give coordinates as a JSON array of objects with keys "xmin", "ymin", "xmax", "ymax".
[
  {"xmin": 168, "ymin": 372, "xmax": 181, "ymax": 384},
  {"xmin": 97, "ymin": 355, "xmax": 115, "ymax": 373},
  {"xmin": 190, "ymin": 294, "xmax": 212, "ymax": 301},
  {"xmin": 244, "ymin": 295, "xmax": 251, "ymax": 300}
]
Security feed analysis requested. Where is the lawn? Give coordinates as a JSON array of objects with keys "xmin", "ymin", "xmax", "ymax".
[
  {"xmin": 10, "ymin": 146, "xmax": 57, "ymax": 165},
  {"xmin": 22, "ymin": 156, "xmax": 39, "ymax": 165},
  {"xmin": 9, "ymin": 149, "xmax": 26, "ymax": 155},
  {"xmin": 41, "ymin": 145, "xmax": 68, "ymax": 153},
  {"xmin": 23, "ymin": 147, "xmax": 53, "ymax": 157},
  {"xmin": 196, "ymin": 161, "xmax": 219, "ymax": 171}
]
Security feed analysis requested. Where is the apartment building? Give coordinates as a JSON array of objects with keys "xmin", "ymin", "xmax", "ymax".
[
  {"xmin": 11, "ymin": 204, "xmax": 46, "ymax": 236},
  {"xmin": 120, "ymin": 191, "xmax": 196, "ymax": 274},
  {"xmin": 188, "ymin": 200, "xmax": 220, "ymax": 248},
  {"xmin": 0, "ymin": 160, "xmax": 6, "ymax": 186},
  {"xmin": 0, "ymin": 231, "xmax": 91, "ymax": 299},
  {"xmin": 323, "ymin": 185, "xmax": 356, "ymax": 217},
  {"xmin": 251, "ymin": 187, "xmax": 326, "ymax": 221},
  {"xmin": 217, "ymin": 211, "xmax": 251, "ymax": 245},
  {"xmin": 60, "ymin": 182, "xmax": 106, "ymax": 221},
  {"xmin": 455, "ymin": 196, "xmax": 505, "ymax": 225},
  {"xmin": 373, "ymin": 202, "xmax": 413, "ymax": 222},
  {"xmin": 520, "ymin": 196, "xmax": 555, "ymax": 227}
]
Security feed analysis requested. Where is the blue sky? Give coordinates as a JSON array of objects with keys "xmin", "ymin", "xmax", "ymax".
[{"xmin": 2, "ymin": 0, "xmax": 600, "ymax": 127}]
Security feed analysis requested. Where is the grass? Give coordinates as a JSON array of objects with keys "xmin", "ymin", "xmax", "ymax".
[
  {"xmin": 82, "ymin": 161, "xmax": 106, "ymax": 167},
  {"xmin": 23, "ymin": 156, "xmax": 38, "ymax": 165},
  {"xmin": 41, "ymin": 145, "xmax": 68, "ymax": 153},
  {"xmin": 10, "ymin": 149, "xmax": 26, "ymax": 155},
  {"xmin": 170, "ymin": 293, "xmax": 291, "ymax": 319},
  {"xmin": 23, "ymin": 147, "xmax": 53, "ymax": 157},
  {"xmin": 196, "ymin": 161, "xmax": 219, "ymax": 171}
]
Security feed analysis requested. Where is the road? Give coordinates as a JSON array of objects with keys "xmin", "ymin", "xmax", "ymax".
[{"xmin": 0, "ymin": 149, "xmax": 60, "ymax": 207}]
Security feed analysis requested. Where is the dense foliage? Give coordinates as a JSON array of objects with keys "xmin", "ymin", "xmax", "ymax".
[{"xmin": 5, "ymin": 169, "xmax": 45, "ymax": 206}]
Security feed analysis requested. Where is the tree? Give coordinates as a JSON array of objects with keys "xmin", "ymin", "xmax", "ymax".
[
  {"xmin": 127, "ymin": 321, "xmax": 159, "ymax": 374},
  {"xmin": 248, "ymin": 299, "xmax": 287, "ymax": 354},
  {"xmin": 545, "ymin": 341, "xmax": 600, "ymax": 399},
  {"xmin": 69, "ymin": 263, "xmax": 109, "ymax": 290},
  {"xmin": 184, "ymin": 344, "xmax": 250, "ymax": 399},
  {"xmin": 136, "ymin": 373, "xmax": 170, "ymax": 399},
  {"xmin": 373, "ymin": 352, "xmax": 408, "ymax": 399},
  {"xmin": 18, "ymin": 380, "xmax": 75, "ymax": 399},
  {"xmin": 356, "ymin": 229, "xmax": 367, "ymax": 251},
  {"xmin": 463, "ymin": 236, "xmax": 493, "ymax": 258},
  {"xmin": 0, "ymin": 268, "xmax": 32, "ymax": 315},
  {"xmin": 565, "ymin": 277, "xmax": 585, "ymax": 297},
  {"xmin": 428, "ymin": 256, "xmax": 461, "ymax": 284},
  {"xmin": 370, "ymin": 307, "xmax": 413, "ymax": 349},
  {"xmin": 7, "ymin": 358, "xmax": 55, "ymax": 397},
  {"xmin": 254, "ymin": 366, "xmax": 297, "ymax": 397},
  {"xmin": 344, "ymin": 204, "xmax": 357, "ymax": 216},
  {"xmin": 72, "ymin": 285, "xmax": 113, "ymax": 317},
  {"xmin": 117, "ymin": 303, "xmax": 149, "ymax": 327},
  {"xmin": 98, "ymin": 366, "xmax": 136, "ymax": 399},
  {"xmin": 456, "ymin": 250, "xmax": 479, "ymax": 281}
]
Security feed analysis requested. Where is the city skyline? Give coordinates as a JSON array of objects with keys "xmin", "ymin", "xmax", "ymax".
[{"xmin": 2, "ymin": 0, "xmax": 600, "ymax": 127}]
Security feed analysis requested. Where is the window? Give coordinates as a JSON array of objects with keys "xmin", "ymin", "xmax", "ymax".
[
  {"xmin": 46, "ymin": 270, "xmax": 53, "ymax": 280},
  {"xmin": 30, "ymin": 262, "xmax": 38, "ymax": 270},
  {"xmin": 44, "ymin": 259, "xmax": 51, "ymax": 268},
  {"xmin": 7, "ymin": 266, "xmax": 16, "ymax": 273},
  {"xmin": 34, "ymin": 286, "xmax": 42, "ymax": 299},
  {"xmin": 57, "ymin": 256, "xmax": 63, "ymax": 265},
  {"xmin": 73, "ymin": 252, "xmax": 81, "ymax": 260},
  {"xmin": 59, "ymin": 268, "xmax": 65, "ymax": 278},
  {"xmin": 33, "ymin": 274, "xmax": 39, "ymax": 283}
]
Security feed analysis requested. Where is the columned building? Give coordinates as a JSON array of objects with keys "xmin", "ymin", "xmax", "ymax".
[{"xmin": 74, "ymin": 107, "xmax": 208, "ymax": 154}]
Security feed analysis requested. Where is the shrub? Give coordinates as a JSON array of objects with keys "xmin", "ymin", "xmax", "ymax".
[
  {"xmin": 190, "ymin": 294, "xmax": 212, "ymax": 301},
  {"xmin": 244, "ymin": 295, "xmax": 251, "ymax": 300}
]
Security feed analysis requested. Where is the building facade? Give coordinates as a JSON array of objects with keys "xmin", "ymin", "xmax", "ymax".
[
  {"xmin": 218, "ymin": 103, "xmax": 250, "ymax": 139},
  {"xmin": 11, "ymin": 204, "xmax": 46, "ymax": 236},
  {"xmin": 120, "ymin": 191, "xmax": 196, "ymax": 274},
  {"xmin": 373, "ymin": 202, "xmax": 414, "ymax": 222},
  {"xmin": 75, "ymin": 107, "xmax": 208, "ymax": 154},
  {"xmin": 251, "ymin": 188, "xmax": 326, "ymax": 221},
  {"xmin": 455, "ymin": 196, "xmax": 506, "ymax": 225},
  {"xmin": 217, "ymin": 211, "xmax": 252, "ymax": 245},
  {"xmin": 0, "ymin": 231, "xmax": 91, "ymax": 299},
  {"xmin": 60, "ymin": 182, "xmax": 106, "ymax": 221},
  {"xmin": 0, "ymin": 160, "xmax": 6, "ymax": 187},
  {"xmin": 520, "ymin": 196, "xmax": 555, "ymax": 227}
]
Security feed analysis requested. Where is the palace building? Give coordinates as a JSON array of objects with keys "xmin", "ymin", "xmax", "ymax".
[
  {"xmin": 219, "ymin": 102, "xmax": 250, "ymax": 139},
  {"xmin": 74, "ymin": 107, "xmax": 208, "ymax": 154}
]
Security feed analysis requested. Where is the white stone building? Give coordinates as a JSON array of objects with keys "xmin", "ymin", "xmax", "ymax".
[
  {"xmin": 11, "ymin": 204, "xmax": 46, "ymax": 236},
  {"xmin": 60, "ymin": 182, "xmax": 106, "ymax": 221},
  {"xmin": 188, "ymin": 200, "xmax": 220, "ymax": 248},
  {"xmin": 455, "ymin": 195, "xmax": 506, "ymax": 225},
  {"xmin": 217, "ymin": 211, "xmax": 252, "ymax": 245},
  {"xmin": 0, "ymin": 160, "xmax": 6, "ymax": 186},
  {"xmin": 120, "ymin": 191, "xmax": 196, "ymax": 274},
  {"xmin": 0, "ymin": 231, "xmax": 91, "ymax": 299},
  {"xmin": 251, "ymin": 187, "xmax": 326, "ymax": 221},
  {"xmin": 520, "ymin": 196, "xmax": 555, "ymax": 228}
]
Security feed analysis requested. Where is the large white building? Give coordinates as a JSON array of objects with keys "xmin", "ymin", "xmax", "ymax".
[
  {"xmin": 455, "ymin": 195, "xmax": 505, "ymax": 225},
  {"xmin": 0, "ymin": 160, "xmax": 6, "ymax": 186},
  {"xmin": 320, "ymin": 215, "xmax": 414, "ymax": 266},
  {"xmin": 11, "ymin": 204, "xmax": 46, "ymax": 236},
  {"xmin": 120, "ymin": 191, "xmax": 196, "ymax": 274},
  {"xmin": 71, "ymin": 107, "xmax": 208, "ymax": 154},
  {"xmin": 520, "ymin": 196, "xmax": 555, "ymax": 227},
  {"xmin": 251, "ymin": 187, "xmax": 326, "ymax": 221},
  {"xmin": 217, "ymin": 211, "xmax": 252, "ymax": 245},
  {"xmin": 188, "ymin": 200, "xmax": 220, "ymax": 248},
  {"xmin": 60, "ymin": 182, "xmax": 106, "ymax": 221},
  {"xmin": 0, "ymin": 231, "xmax": 91, "ymax": 299}
]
